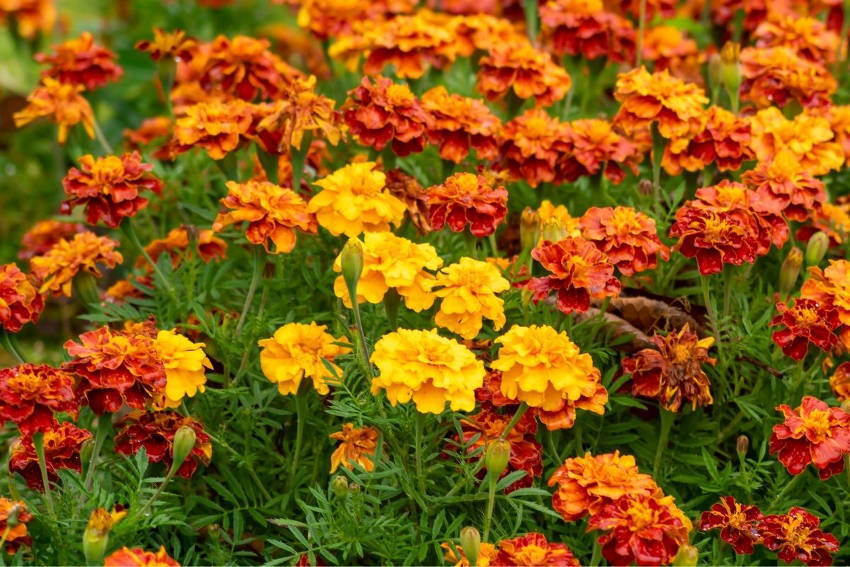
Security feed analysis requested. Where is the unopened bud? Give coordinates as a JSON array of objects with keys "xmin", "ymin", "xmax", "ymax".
[
  {"xmin": 841, "ymin": 399, "xmax": 850, "ymax": 414},
  {"xmin": 82, "ymin": 508, "xmax": 113, "ymax": 565},
  {"xmin": 459, "ymin": 526, "xmax": 481, "ymax": 566},
  {"xmin": 736, "ymin": 435, "xmax": 749, "ymax": 458},
  {"xmin": 484, "ymin": 439, "xmax": 511, "ymax": 480},
  {"xmin": 79, "ymin": 438, "xmax": 95, "ymax": 468},
  {"xmin": 719, "ymin": 42, "xmax": 741, "ymax": 100},
  {"xmin": 805, "ymin": 231, "xmax": 830, "ymax": 266},
  {"xmin": 171, "ymin": 426, "xmax": 197, "ymax": 474},
  {"xmin": 672, "ymin": 544, "xmax": 699, "ymax": 566},
  {"xmin": 349, "ymin": 482, "xmax": 361, "ymax": 494},
  {"xmin": 778, "ymin": 247, "xmax": 803, "ymax": 297},
  {"xmin": 520, "ymin": 207, "xmax": 541, "ymax": 252},
  {"xmin": 331, "ymin": 474, "xmax": 349, "ymax": 497},
  {"xmin": 340, "ymin": 237, "xmax": 365, "ymax": 293},
  {"xmin": 638, "ymin": 179, "xmax": 654, "ymax": 197},
  {"xmin": 708, "ymin": 53, "xmax": 722, "ymax": 93},
  {"xmin": 540, "ymin": 218, "xmax": 567, "ymax": 243}
]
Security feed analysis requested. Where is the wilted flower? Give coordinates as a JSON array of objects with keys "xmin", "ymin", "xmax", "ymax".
[
  {"xmin": 699, "ymin": 496, "xmax": 764, "ymax": 554},
  {"xmin": 421, "ymin": 86, "xmax": 501, "ymax": 163},
  {"xmin": 0, "ymin": 364, "xmax": 77, "ymax": 435},
  {"xmin": 492, "ymin": 533, "xmax": 580, "ymax": 566},
  {"xmin": 579, "ymin": 206, "xmax": 668, "ymax": 276},
  {"xmin": 35, "ymin": 31, "xmax": 122, "ymax": 90},
  {"xmin": 539, "ymin": 0, "xmax": 635, "ymax": 63},
  {"xmin": 0, "ymin": 263, "xmax": 43, "ymax": 333},
  {"xmin": 498, "ymin": 108, "xmax": 571, "ymax": 188},
  {"xmin": 770, "ymin": 298, "xmax": 840, "ymax": 361},
  {"xmin": 432, "ymin": 258, "xmax": 510, "ymax": 340},
  {"xmin": 136, "ymin": 28, "xmax": 197, "ymax": 62},
  {"xmin": 427, "ymin": 172, "xmax": 507, "ymax": 238},
  {"xmin": 104, "ymin": 546, "xmax": 181, "ymax": 567},
  {"xmin": 154, "ymin": 330, "xmax": 211, "ymax": 406},
  {"xmin": 13, "ymin": 78, "xmax": 95, "ymax": 144},
  {"xmin": 0, "ymin": 498, "xmax": 32, "ymax": 553},
  {"xmin": 663, "ymin": 106, "xmax": 751, "ymax": 175},
  {"xmin": 30, "ymin": 232, "xmax": 122, "ymax": 297},
  {"xmin": 115, "ymin": 410, "xmax": 212, "ymax": 478},
  {"xmin": 739, "ymin": 46, "xmax": 836, "ymax": 109},
  {"xmin": 9, "ymin": 421, "xmax": 92, "ymax": 491},
  {"xmin": 173, "ymin": 99, "xmax": 253, "ymax": 160},
  {"xmin": 759, "ymin": 507, "xmax": 839, "ymax": 566},
  {"xmin": 258, "ymin": 322, "xmax": 349, "ymax": 395},
  {"xmin": 477, "ymin": 42, "xmax": 571, "ymax": 107},
  {"xmin": 560, "ymin": 119, "xmax": 641, "ymax": 184},
  {"xmin": 329, "ymin": 423, "xmax": 379, "ymax": 473}
]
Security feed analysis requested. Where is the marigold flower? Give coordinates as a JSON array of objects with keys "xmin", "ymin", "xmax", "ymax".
[
  {"xmin": 0, "ymin": 263, "xmax": 43, "ymax": 333},
  {"xmin": 770, "ymin": 396, "xmax": 850, "ymax": 479},
  {"xmin": 579, "ymin": 206, "xmax": 668, "ymax": 276},
  {"xmin": 528, "ymin": 237, "xmax": 621, "ymax": 314},
  {"xmin": 770, "ymin": 298, "xmax": 840, "ymax": 361},
  {"xmin": 258, "ymin": 322, "xmax": 349, "ymax": 396},
  {"xmin": 498, "ymin": 109, "xmax": 571, "ymax": 187},
  {"xmin": 421, "ymin": 86, "xmax": 500, "ymax": 163},
  {"xmin": 13, "ymin": 77, "xmax": 95, "ymax": 144},
  {"xmin": 332, "ymin": 232, "xmax": 442, "ymax": 311},
  {"xmin": 35, "ymin": 31, "xmax": 122, "ymax": 90},
  {"xmin": 800, "ymin": 260, "xmax": 850, "ymax": 325},
  {"xmin": 0, "ymin": 498, "xmax": 32, "ymax": 553},
  {"xmin": 18, "ymin": 220, "xmax": 84, "ymax": 260},
  {"xmin": 491, "ymin": 325, "xmax": 607, "ymax": 430},
  {"xmin": 492, "ymin": 533, "xmax": 580, "ymax": 566},
  {"xmin": 104, "ymin": 546, "xmax": 180, "ymax": 566},
  {"xmin": 742, "ymin": 151, "xmax": 825, "ymax": 222},
  {"xmin": 432, "ymin": 258, "xmax": 510, "ymax": 340},
  {"xmin": 740, "ymin": 46, "xmax": 836, "ymax": 109},
  {"xmin": 63, "ymin": 325, "xmax": 166, "ymax": 414},
  {"xmin": 539, "ymin": 0, "xmax": 635, "ymax": 63},
  {"xmin": 613, "ymin": 67, "xmax": 707, "ymax": 139},
  {"xmin": 451, "ymin": 13, "xmax": 525, "ymax": 54},
  {"xmin": 115, "ymin": 410, "xmax": 212, "ymax": 478},
  {"xmin": 830, "ymin": 361, "xmax": 850, "ymax": 401},
  {"xmin": 342, "ymin": 77, "xmax": 433, "ymax": 157},
  {"xmin": 589, "ymin": 493, "xmax": 691, "ymax": 566},
  {"xmin": 0, "ymin": 0, "xmax": 56, "ymax": 39},
  {"xmin": 443, "ymin": 541, "xmax": 498, "ymax": 567},
  {"xmin": 796, "ymin": 203, "xmax": 850, "ymax": 246},
  {"xmin": 136, "ymin": 28, "xmax": 197, "ymax": 62},
  {"xmin": 619, "ymin": 0, "xmax": 675, "ymax": 19},
  {"xmin": 0, "ymin": 364, "xmax": 77, "ymax": 435},
  {"xmin": 297, "ymin": 0, "xmax": 417, "ymax": 39},
  {"xmin": 560, "ymin": 119, "xmax": 641, "ymax": 184},
  {"xmin": 329, "ymin": 423, "xmax": 379, "ymax": 473},
  {"xmin": 748, "ymin": 107, "xmax": 843, "ymax": 176},
  {"xmin": 30, "ymin": 231, "xmax": 122, "ymax": 297},
  {"xmin": 663, "ymin": 106, "xmax": 751, "ymax": 175},
  {"xmin": 173, "ymin": 99, "xmax": 253, "ymax": 160},
  {"xmin": 537, "ymin": 200, "xmax": 582, "ymax": 239},
  {"xmin": 477, "ymin": 43, "xmax": 571, "ymax": 107},
  {"xmin": 641, "ymin": 26, "xmax": 703, "ymax": 83},
  {"xmin": 370, "ymin": 328, "xmax": 485, "ymax": 414},
  {"xmin": 60, "ymin": 152, "xmax": 163, "ymax": 229},
  {"xmin": 427, "ymin": 172, "xmax": 507, "ymax": 238},
  {"xmin": 622, "ymin": 325, "xmax": 715, "ymax": 412},
  {"xmin": 154, "ymin": 330, "xmax": 210, "ymax": 406},
  {"xmin": 141, "ymin": 227, "xmax": 227, "ymax": 269},
  {"xmin": 753, "ymin": 14, "xmax": 839, "ymax": 64},
  {"xmin": 760, "ymin": 507, "xmax": 839, "ymax": 566},
  {"xmin": 699, "ymin": 496, "xmax": 764, "ymax": 554},
  {"xmin": 9, "ymin": 421, "xmax": 92, "ymax": 491}
]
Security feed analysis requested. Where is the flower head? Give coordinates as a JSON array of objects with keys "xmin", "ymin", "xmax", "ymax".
[
  {"xmin": 760, "ymin": 507, "xmax": 839, "ymax": 566},
  {"xmin": 0, "ymin": 0, "xmax": 55, "ymax": 39},
  {"xmin": 770, "ymin": 298, "xmax": 840, "ymax": 361},
  {"xmin": 0, "ymin": 364, "xmax": 77, "ymax": 435},
  {"xmin": 173, "ymin": 99, "xmax": 253, "ymax": 160},
  {"xmin": 421, "ymin": 86, "xmax": 501, "ymax": 163},
  {"xmin": 370, "ymin": 328, "xmax": 485, "ymax": 414},
  {"xmin": 498, "ymin": 108, "xmax": 571, "ymax": 188},
  {"xmin": 539, "ymin": 0, "xmax": 635, "ymax": 63},
  {"xmin": 30, "ymin": 231, "xmax": 122, "ymax": 297},
  {"xmin": 136, "ymin": 28, "xmax": 197, "ymax": 62},
  {"xmin": 477, "ymin": 42, "xmax": 571, "ymax": 107},
  {"xmin": 155, "ymin": 330, "xmax": 210, "ymax": 406},
  {"xmin": 0, "ymin": 263, "xmax": 43, "ymax": 333},
  {"xmin": 427, "ymin": 172, "xmax": 507, "ymax": 238},
  {"xmin": 9, "ymin": 422, "xmax": 92, "ymax": 491},
  {"xmin": 104, "ymin": 546, "xmax": 181, "ymax": 566},
  {"xmin": 199, "ymin": 35, "xmax": 301, "ymax": 100},
  {"xmin": 258, "ymin": 322, "xmax": 349, "ymax": 395},
  {"xmin": 830, "ymin": 361, "xmax": 850, "ymax": 401},
  {"xmin": 742, "ymin": 151, "xmax": 826, "ymax": 222},
  {"xmin": 740, "ymin": 46, "xmax": 835, "ymax": 109},
  {"xmin": 800, "ymin": 260, "xmax": 850, "ymax": 326},
  {"xmin": 699, "ymin": 496, "xmax": 764, "ymax": 554},
  {"xmin": 432, "ymin": 258, "xmax": 510, "ymax": 340},
  {"xmin": 18, "ymin": 220, "xmax": 84, "ymax": 260},
  {"xmin": 141, "ymin": 227, "xmax": 227, "ymax": 269},
  {"xmin": 749, "ymin": 107, "xmax": 843, "ymax": 175},
  {"xmin": 297, "ymin": 0, "xmax": 416, "ymax": 40},
  {"xmin": 753, "ymin": 14, "xmax": 839, "ymax": 64},
  {"xmin": 663, "ymin": 106, "xmax": 752, "ymax": 175},
  {"xmin": 493, "ymin": 533, "xmax": 580, "ymax": 566},
  {"xmin": 329, "ymin": 423, "xmax": 379, "ymax": 473},
  {"xmin": 115, "ymin": 410, "xmax": 211, "ymax": 478},
  {"xmin": 770, "ymin": 396, "xmax": 850, "ymax": 479},
  {"xmin": 560, "ymin": 119, "xmax": 642, "ymax": 184},
  {"xmin": 13, "ymin": 77, "xmax": 95, "ymax": 144},
  {"xmin": 35, "ymin": 31, "xmax": 122, "ymax": 90},
  {"xmin": 579, "ymin": 206, "xmax": 668, "ymax": 276}
]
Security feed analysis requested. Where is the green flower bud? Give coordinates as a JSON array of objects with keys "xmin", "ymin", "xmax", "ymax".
[
  {"xmin": 459, "ymin": 526, "xmax": 481, "ymax": 567},
  {"xmin": 672, "ymin": 544, "xmax": 699, "ymax": 566},
  {"xmin": 520, "ymin": 207, "xmax": 541, "ymax": 252},
  {"xmin": 778, "ymin": 247, "xmax": 803, "ymax": 297},
  {"xmin": 331, "ymin": 475, "xmax": 349, "ymax": 497},
  {"xmin": 540, "ymin": 218, "xmax": 567, "ymax": 243},
  {"xmin": 171, "ymin": 426, "xmax": 197, "ymax": 474},
  {"xmin": 340, "ymin": 237, "xmax": 365, "ymax": 293},
  {"xmin": 805, "ymin": 231, "xmax": 830, "ymax": 266},
  {"xmin": 736, "ymin": 435, "xmax": 749, "ymax": 458},
  {"xmin": 484, "ymin": 439, "xmax": 511, "ymax": 480}
]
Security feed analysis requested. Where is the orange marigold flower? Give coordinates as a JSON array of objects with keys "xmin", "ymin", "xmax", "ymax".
[
  {"xmin": 0, "ymin": 263, "xmax": 43, "ymax": 333},
  {"xmin": 493, "ymin": 533, "xmax": 580, "ymax": 566},
  {"xmin": 753, "ymin": 13, "xmax": 840, "ymax": 64},
  {"xmin": 830, "ymin": 361, "xmax": 850, "ymax": 401},
  {"xmin": 329, "ymin": 423, "xmax": 379, "ymax": 473},
  {"xmin": 742, "ymin": 151, "xmax": 826, "ymax": 222},
  {"xmin": 579, "ymin": 206, "xmax": 668, "ymax": 276},
  {"xmin": 0, "ymin": 498, "xmax": 32, "ymax": 553},
  {"xmin": 173, "ymin": 99, "xmax": 253, "ymax": 160},
  {"xmin": 30, "ymin": 231, "xmax": 122, "ymax": 297},
  {"xmin": 35, "ymin": 31, "xmax": 122, "ymax": 90},
  {"xmin": 451, "ymin": 13, "xmax": 526, "ymax": 54},
  {"xmin": 13, "ymin": 77, "xmax": 95, "ymax": 144},
  {"xmin": 115, "ymin": 410, "xmax": 212, "ymax": 478},
  {"xmin": 819, "ymin": 105, "xmax": 850, "ymax": 166},
  {"xmin": 641, "ymin": 26, "xmax": 703, "ymax": 83},
  {"xmin": 104, "ymin": 277, "xmax": 148, "ymax": 304},
  {"xmin": 709, "ymin": 0, "xmax": 787, "ymax": 33},
  {"xmin": 9, "ymin": 421, "xmax": 92, "ymax": 491},
  {"xmin": 498, "ymin": 108, "xmax": 571, "ymax": 188},
  {"xmin": 141, "ymin": 227, "xmax": 227, "ymax": 270},
  {"xmin": 796, "ymin": 202, "xmax": 850, "ymax": 246},
  {"xmin": 770, "ymin": 298, "xmax": 841, "ymax": 361},
  {"xmin": 537, "ymin": 200, "xmax": 582, "ymax": 239},
  {"xmin": 63, "ymin": 325, "xmax": 166, "ymax": 414},
  {"xmin": 477, "ymin": 42, "xmax": 571, "ymax": 107},
  {"xmin": 528, "ymin": 237, "xmax": 621, "ymax": 314},
  {"xmin": 0, "ymin": 0, "xmax": 56, "ymax": 39},
  {"xmin": 539, "ymin": 0, "xmax": 635, "ymax": 63},
  {"xmin": 748, "ymin": 107, "xmax": 843, "ymax": 175},
  {"xmin": 589, "ymin": 493, "xmax": 691, "ymax": 567},
  {"xmin": 740, "ymin": 46, "xmax": 836, "ymax": 109},
  {"xmin": 60, "ymin": 152, "xmax": 163, "ymax": 229},
  {"xmin": 421, "ymin": 86, "xmax": 501, "ymax": 163},
  {"xmin": 662, "ymin": 106, "xmax": 752, "ymax": 175},
  {"xmin": 297, "ymin": 0, "xmax": 417, "ymax": 40},
  {"xmin": 560, "ymin": 119, "xmax": 641, "ymax": 184},
  {"xmin": 443, "ymin": 541, "xmax": 498, "ymax": 567},
  {"xmin": 104, "ymin": 546, "xmax": 180, "ymax": 567},
  {"xmin": 621, "ymin": 325, "xmax": 715, "ymax": 412},
  {"xmin": 619, "ymin": 0, "xmax": 675, "ymax": 20},
  {"xmin": 135, "ymin": 28, "xmax": 197, "ymax": 62},
  {"xmin": 427, "ymin": 172, "xmax": 507, "ymax": 237},
  {"xmin": 343, "ymin": 77, "xmax": 433, "ymax": 157},
  {"xmin": 613, "ymin": 66, "xmax": 707, "ymax": 139},
  {"xmin": 0, "ymin": 364, "xmax": 77, "ymax": 435},
  {"xmin": 699, "ymin": 496, "xmax": 764, "ymax": 555},
  {"xmin": 548, "ymin": 451, "xmax": 659, "ymax": 522},
  {"xmin": 760, "ymin": 507, "xmax": 839, "ymax": 566},
  {"xmin": 770, "ymin": 396, "xmax": 850, "ymax": 479},
  {"xmin": 213, "ymin": 180, "xmax": 316, "ymax": 253},
  {"xmin": 18, "ymin": 220, "xmax": 84, "ymax": 260}
]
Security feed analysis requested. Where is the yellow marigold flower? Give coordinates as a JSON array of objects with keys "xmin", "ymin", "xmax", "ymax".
[
  {"xmin": 30, "ymin": 232, "xmax": 122, "ymax": 297},
  {"xmin": 307, "ymin": 162, "xmax": 406, "ymax": 237},
  {"xmin": 332, "ymin": 232, "xmax": 442, "ymax": 311},
  {"xmin": 13, "ymin": 77, "xmax": 94, "ymax": 144},
  {"xmin": 433, "ymin": 258, "xmax": 510, "ymax": 339},
  {"xmin": 748, "ymin": 107, "xmax": 843, "ymax": 176},
  {"xmin": 329, "ymin": 423, "xmax": 379, "ymax": 473},
  {"xmin": 155, "ymin": 329, "xmax": 211, "ymax": 406},
  {"xmin": 370, "ymin": 328, "xmax": 485, "ymax": 414},
  {"xmin": 257, "ymin": 322, "xmax": 350, "ymax": 395}
]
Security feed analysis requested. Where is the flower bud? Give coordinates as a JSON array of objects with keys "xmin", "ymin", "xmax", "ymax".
[
  {"xmin": 349, "ymin": 482, "xmax": 361, "ymax": 494},
  {"xmin": 83, "ymin": 508, "xmax": 113, "ymax": 565},
  {"xmin": 484, "ymin": 439, "xmax": 511, "ymax": 480},
  {"xmin": 540, "ymin": 218, "xmax": 567, "ymax": 243},
  {"xmin": 672, "ymin": 544, "xmax": 699, "ymax": 566},
  {"xmin": 79, "ymin": 437, "xmax": 95, "ymax": 469},
  {"xmin": 340, "ymin": 237, "xmax": 365, "ymax": 292},
  {"xmin": 638, "ymin": 179, "xmax": 654, "ymax": 197},
  {"xmin": 736, "ymin": 434, "xmax": 749, "ymax": 458},
  {"xmin": 331, "ymin": 474, "xmax": 349, "ymax": 497},
  {"xmin": 171, "ymin": 426, "xmax": 197, "ymax": 474},
  {"xmin": 520, "ymin": 207, "xmax": 541, "ymax": 252},
  {"xmin": 778, "ymin": 247, "xmax": 803, "ymax": 297},
  {"xmin": 805, "ymin": 231, "xmax": 830, "ymax": 266},
  {"xmin": 520, "ymin": 287, "xmax": 533, "ymax": 310},
  {"xmin": 708, "ymin": 53, "xmax": 722, "ymax": 93},
  {"xmin": 719, "ymin": 42, "xmax": 741, "ymax": 101},
  {"xmin": 841, "ymin": 399, "xmax": 850, "ymax": 414},
  {"xmin": 459, "ymin": 526, "xmax": 481, "ymax": 566}
]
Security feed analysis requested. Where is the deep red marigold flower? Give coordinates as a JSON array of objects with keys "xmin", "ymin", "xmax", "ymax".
[
  {"xmin": 0, "ymin": 364, "xmax": 77, "ymax": 435},
  {"xmin": 770, "ymin": 298, "xmax": 841, "ymax": 361},
  {"xmin": 498, "ymin": 108, "xmax": 571, "ymax": 188},
  {"xmin": 13, "ymin": 77, "xmax": 95, "ymax": 144},
  {"xmin": 173, "ymin": 99, "xmax": 253, "ymax": 160},
  {"xmin": 60, "ymin": 152, "xmax": 163, "ymax": 229},
  {"xmin": 135, "ymin": 28, "xmax": 197, "ymax": 62},
  {"xmin": 115, "ymin": 409, "xmax": 212, "ymax": 478},
  {"xmin": 343, "ymin": 77, "xmax": 433, "ymax": 157},
  {"xmin": 699, "ymin": 496, "xmax": 764, "ymax": 554},
  {"xmin": 589, "ymin": 493, "xmax": 692, "ymax": 567},
  {"xmin": 579, "ymin": 206, "xmax": 668, "ymax": 276},
  {"xmin": 63, "ymin": 325, "xmax": 166, "ymax": 414},
  {"xmin": 0, "ymin": 263, "xmax": 43, "ymax": 333},
  {"xmin": 528, "ymin": 237, "xmax": 621, "ymax": 314},
  {"xmin": 9, "ymin": 421, "xmax": 92, "ymax": 491},
  {"xmin": 477, "ymin": 42, "xmax": 571, "ymax": 107},
  {"xmin": 740, "ymin": 46, "xmax": 836, "ymax": 109},
  {"xmin": 35, "ymin": 31, "xmax": 122, "ymax": 90},
  {"xmin": 426, "ymin": 172, "xmax": 507, "ymax": 237},
  {"xmin": 539, "ymin": 0, "xmax": 635, "ymax": 63},
  {"xmin": 421, "ymin": 86, "xmax": 501, "ymax": 163},
  {"xmin": 770, "ymin": 396, "xmax": 850, "ymax": 479},
  {"xmin": 104, "ymin": 546, "xmax": 180, "ymax": 566},
  {"xmin": 621, "ymin": 324, "xmax": 715, "ymax": 412},
  {"xmin": 760, "ymin": 507, "xmax": 839, "ymax": 566},
  {"xmin": 18, "ymin": 220, "xmax": 84, "ymax": 260},
  {"xmin": 0, "ymin": 498, "xmax": 32, "ymax": 553},
  {"xmin": 560, "ymin": 119, "xmax": 641, "ymax": 184},
  {"xmin": 742, "ymin": 151, "xmax": 826, "ymax": 223},
  {"xmin": 29, "ymin": 231, "xmax": 123, "ymax": 297},
  {"xmin": 492, "ymin": 533, "xmax": 580, "ymax": 566},
  {"xmin": 663, "ymin": 106, "xmax": 752, "ymax": 175}
]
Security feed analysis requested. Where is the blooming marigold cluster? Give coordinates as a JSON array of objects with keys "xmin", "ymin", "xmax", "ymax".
[
  {"xmin": 13, "ymin": 77, "xmax": 95, "ymax": 144},
  {"xmin": 332, "ymin": 232, "xmax": 442, "ymax": 311},
  {"xmin": 498, "ymin": 109, "xmax": 571, "ymax": 188},
  {"xmin": 432, "ymin": 258, "xmax": 510, "ymax": 340},
  {"xmin": 155, "ymin": 329, "xmax": 211, "ymax": 406},
  {"xmin": 213, "ymin": 180, "xmax": 317, "ymax": 253},
  {"xmin": 10, "ymin": 421, "xmax": 92, "ymax": 491},
  {"xmin": 0, "ymin": 498, "xmax": 32, "ymax": 553},
  {"xmin": 426, "ymin": 172, "xmax": 507, "ymax": 238},
  {"xmin": 561, "ymin": 119, "xmax": 641, "ymax": 184},
  {"xmin": 579, "ymin": 206, "xmax": 668, "ymax": 276},
  {"xmin": 35, "ymin": 31, "xmax": 122, "ymax": 90},
  {"xmin": 663, "ymin": 106, "xmax": 752, "ymax": 175},
  {"xmin": 493, "ymin": 533, "xmax": 580, "ymax": 566},
  {"xmin": 18, "ymin": 220, "xmax": 84, "ymax": 260},
  {"xmin": 0, "ymin": 263, "xmax": 43, "ymax": 333},
  {"xmin": 0, "ymin": 364, "xmax": 77, "ymax": 435},
  {"xmin": 770, "ymin": 298, "xmax": 841, "ymax": 361},
  {"xmin": 370, "ymin": 328, "xmax": 485, "ymax": 414},
  {"xmin": 491, "ymin": 325, "xmax": 607, "ymax": 430},
  {"xmin": 539, "ymin": 0, "xmax": 635, "ymax": 63},
  {"xmin": 770, "ymin": 396, "xmax": 850, "ymax": 479},
  {"xmin": 308, "ymin": 162, "xmax": 406, "ymax": 237},
  {"xmin": 104, "ymin": 546, "xmax": 181, "ymax": 567},
  {"xmin": 173, "ymin": 99, "xmax": 253, "ymax": 160},
  {"xmin": 329, "ymin": 423, "xmax": 379, "ymax": 473},
  {"xmin": 528, "ymin": 237, "xmax": 621, "ymax": 314},
  {"xmin": 740, "ymin": 46, "xmax": 836, "ymax": 109},
  {"xmin": 622, "ymin": 325, "xmax": 715, "ymax": 412},
  {"xmin": 477, "ymin": 43, "xmax": 571, "ymax": 107},
  {"xmin": 30, "ymin": 231, "xmax": 123, "ymax": 297},
  {"xmin": 421, "ymin": 86, "xmax": 500, "ymax": 163},
  {"xmin": 742, "ymin": 151, "xmax": 826, "ymax": 222},
  {"xmin": 115, "ymin": 410, "xmax": 212, "ymax": 478},
  {"xmin": 699, "ymin": 496, "xmax": 764, "ymax": 554},
  {"xmin": 60, "ymin": 152, "xmax": 163, "ymax": 228},
  {"xmin": 748, "ymin": 107, "xmax": 843, "ymax": 176},
  {"xmin": 258, "ymin": 322, "xmax": 349, "ymax": 396}
]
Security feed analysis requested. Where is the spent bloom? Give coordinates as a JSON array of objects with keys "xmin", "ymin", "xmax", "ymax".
[
  {"xmin": 9, "ymin": 421, "xmax": 92, "ymax": 491},
  {"xmin": 0, "ymin": 263, "xmax": 43, "ymax": 333},
  {"xmin": 426, "ymin": 172, "xmax": 507, "ymax": 238},
  {"xmin": 432, "ymin": 258, "xmax": 510, "ymax": 340},
  {"xmin": 477, "ymin": 42, "xmax": 571, "ymax": 107},
  {"xmin": 35, "ymin": 31, "xmax": 122, "ymax": 90},
  {"xmin": 0, "ymin": 364, "xmax": 77, "ymax": 435},
  {"xmin": 329, "ymin": 423, "xmax": 379, "ymax": 473},
  {"xmin": 104, "ymin": 546, "xmax": 181, "ymax": 566},
  {"xmin": 115, "ymin": 410, "xmax": 212, "ymax": 478},
  {"xmin": 13, "ymin": 77, "xmax": 95, "ymax": 144},
  {"xmin": 154, "ymin": 329, "xmax": 211, "ymax": 406},
  {"xmin": 421, "ymin": 86, "xmax": 501, "ymax": 163},
  {"xmin": 30, "ymin": 231, "xmax": 122, "ymax": 297},
  {"xmin": 699, "ymin": 496, "xmax": 764, "ymax": 555},
  {"xmin": 579, "ymin": 206, "xmax": 668, "ymax": 276}
]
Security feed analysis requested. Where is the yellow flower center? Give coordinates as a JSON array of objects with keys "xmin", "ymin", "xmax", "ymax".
[
  {"xmin": 626, "ymin": 501, "xmax": 660, "ymax": 531},
  {"xmin": 514, "ymin": 544, "xmax": 548, "ymax": 565},
  {"xmin": 386, "ymin": 84, "xmax": 415, "ymax": 106},
  {"xmin": 7, "ymin": 372, "xmax": 44, "ymax": 397},
  {"xmin": 782, "ymin": 515, "xmax": 814, "ymax": 553},
  {"xmin": 800, "ymin": 409, "xmax": 832, "ymax": 440}
]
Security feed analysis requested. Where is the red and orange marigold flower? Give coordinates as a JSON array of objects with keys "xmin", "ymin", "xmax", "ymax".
[
  {"xmin": 9, "ymin": 421, "xmax": 92, "ymax": 491},
  {"xmin": 760, "ymin": 507, "xmax": 840, "ymax": 566},
  {"xmin": 0, "ymin": 498, "xmax": 31, "ymax": 553},
  {"xmin": 0, "ymin": 263, "xmax": 43, "ymax": 333},
  {"xmin": 770, "ymin": 298, "xmax": 841, "ymax": 361},
  {"xmin": 830, "ymin": 361, "xmax": 850, "ymax": 401},
  {"xmin": 560, "ymin": 119, "xmax": 641, "ymax": 184},
  {"xmin": 18, "ymin": 220, "xmax": 84, "ymax": 260},
  {"xmin": 142, "ymin": 227, "xmax": 227, "ymax": 270},
  {"xmin": 13, "ymin": 77, "xmax": 95, "ymax": 144},
  {"xmin": 173, "ymin": 99, "xmax": 253, "ymax": 160},
  {"xmin": 579, "ymin": 206, "xmax": 668, "ymax": 276},
  {"xmin": 492, "ymin": 533, "xmax": 580, "ymax": 566},
  {"xmin": 421, "ymin": 86, "xmax": 501, "ymax": 163},
  {"xmin": 753, "ymin": 13, "xmax": 839, "ymax": 64},
  {"xmin": 662, "ymin": 106, "xmax": 751, "ymax": 175},
  {"xmin": 477, "ymin": 42, "xmax": 571, "ymax": 107},
  {"xmin": 748, "ymin": 107, "xmax": 843, "ymax": 176},
  {"xmin": 329, "ymin": 423, "xmax": 379, "ymax": 473},
  {"xmin": 30, "ymin": 231, "xmax": 123, "ymax": 297},
  {"xmin": 539, "ymin": 0, "xmax": 635, "ymax": 63},
  {"xmin": 427, "ymin": 172, "xmax": 507, "ymax": 238},
  {"xmin": 740, "ymin": 46, "xmax": 836, "ymax": 109},
  {"xmin": 0, "ymin": 364, "xmax": 77, "ymax": 435},
  {"xmin": 498, "ymin": 109, "xmax": 571, "ymax": 188},
  {"xmin": 115, "ymin": 410, "xmax": 212, "ymax": 478},
  {"xmin": 800, "ymin": 259, "xmax": 850, "ymax": 326},
  {"xmin": 104, "ymin": 546, "xmax": 181, "ymax": 567},
  {"xmin": 136, "ymin": 28, "xmax": 197, "ymax": 62},
  {"xmin": 699, "ymin": 496, "xmax": 764, "ymax": 555},
  {"xmin": 770, "ymin": 396, "xmax": 850, "ymax": 479},
  {"xmin": 35, "ymin": 31, "xmax": 122, "ymax": 90},
  {"xmin": 742, "ymin": 151, "xmax": 826, "ymax": 222}
]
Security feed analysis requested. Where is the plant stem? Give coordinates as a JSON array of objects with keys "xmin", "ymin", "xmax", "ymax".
[
  {"xmin": 32, "ymin": 433, "xmax": 56, "ymax": 520},
  {"xmin": 636, "ymin": 0, "xmax": 647, "ymax": 67},
  {"xmin": 523, "ymin": 0, "xmax": 538, "ymax": 44},
  {"xmin": 287, "ymin": 390, "xmax": 307, "ymax": 494},
  {"xmin": 700, "ymin": 275, "xmax": 723, "ymax": 363},
  {"xmin": 349, "ymin": 297, "xmax": 373, "ymax": 377},
  {"xmin": 500, "ymin": 403, "xmax": 529, "ymax": 441},
  {"xmin": 236, "ymin": 246, "xmax": 263, "ymax": 337},
  {"xmin": 414, "ymin": 413, "xmax": 427, "ymax": 496},
  {"xmin": 91, "ymin": 118, "xmax": 114, "ymax": 154},
  {"xmin": 653, "ymin": 409, "xmax": 674, "ymax": 478},
  {"xmin": 0, "ymin": 331, "xmax": 25, "ymax": 364},
  {"xmin": 482, "ymin": 474, "xmax": 498, "ymax": 542},
  {"xmin": 84, "ymin": 415, "xmax": 112, "ymax": 492},
  {"xmin": 133, "ymin": 467, "xmax": 178, "ymax": 522}
]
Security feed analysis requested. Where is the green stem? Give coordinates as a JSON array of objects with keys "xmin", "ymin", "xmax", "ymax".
[
  {"xmin": 414, "ymin": 413, "xmax": 427, "ymax": 497},
  {"xmin": 32, "ymin": 433, "xmax": 56, "ymax": 519},
  {"xmin": 523, "ymin": 0, "xmax": 538, "ymax": 44},
  {"xmin": 653, "ymin": 409, "xmax": 674, "ymax": 478},
  {"xmin": 500, "ymin": 403, "xmax": 529, "ymax": 441},
  {"xmin": 132, "ymin": 466, "xmax": 178, "ymax": 522},
  {"xmin": 291, "ymin": 132, "xmax": 312, "ymax": 190},
  {"xmin": 83, "ymin": 416, "xmax": 112, "ymax": 492},
  {"xmin": 482, "ymin": 474, "xmax": 497, "ymax": 542},
  {"xmin": 91, "ymin": 117, "xmax": 113, "ymax": 154},
  {"xmin": 121, "ymin": 220, "xmax": 177, "ymax": 301},
  {"xmin": 488, "ymin": 234, "xmax": 499, "ymax": 258},
  {"xmin": 287, "ymin": 391, "xmax": 307, "ymax": 493},
  {"xmin": 349, "ymin": 296, "xmax": 373, "ymax": 377},
  {"xmin": 590, "ymin": 540, "xmax": 602, "ymax": 567},
  {"xmin": 235, "ymin": 246, "xmax": 263, "ymax": 337},
  {"xmin": 700, "ymin": 275, "xmax": 723, "ymax": 363},
  {"xmin": 0, "ymin": 331, "xmax": 25, "ymax": 364},
  {"xmin": 636, "ymin": 0, "xmax": 647, "ymax": 67}
]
